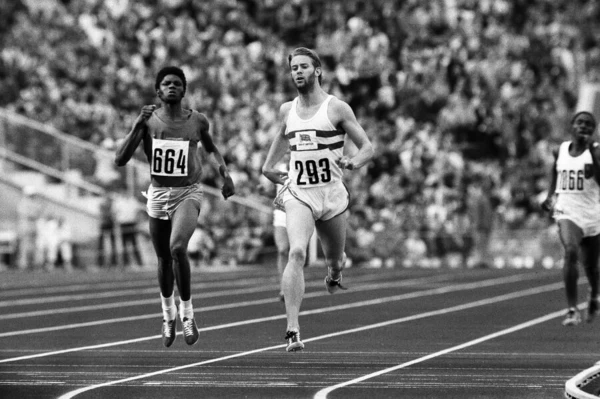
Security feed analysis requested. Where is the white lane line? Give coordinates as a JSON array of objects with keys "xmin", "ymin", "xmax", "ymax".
[
  {"xmin": 0, "ymin": 279, "xmax": 157, "ymax": 298},
  {"xmin": 0, "ymin": 272, "xmax": 455, "ymax": 321},
  {"xmin": 0, "ymin": 273, "xmax": 521, "ymax": 338},
  {"xmin": 55, "ymin": 282, "xmax": 562, "ymax": 399},
  {"xmin": 0, "ymin": 269, "xmax": 272, "ymax": 293},
  {"xmin": 0, "ymin": 281, "xmax": 276, "ymax": 310},
  {"xmin": 56, "ymin": 342, "xmax": 287, "ymax": 399},
  {"xmin": 0, "ymin": 276, "xmax": 280, "ymax": 307},
  {"xmin": 0, "ymin": 274, "xmax": 539, "ymax": 362},
  {"xmin": 0, "ymin": 268, "xmax": 426, "ymax": 307},
  {"xmin": 0, "ymin": 274, "xmax": 458, "ymax": 349},
  {"xmin": 312, "ymin": 304, "xmax": 572, "ymax": 399},
  {"xmin": 0, "ymin": 269, "xmax": 408, "ymax": 300}
]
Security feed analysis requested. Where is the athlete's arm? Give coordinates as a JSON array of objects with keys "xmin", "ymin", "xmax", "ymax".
[
  {"xmin": 589, "ymin": 141, "xmax": 600, "ymax": 185},
  {"xmin": 262, "ymin": 103, "xmax": 292, "ymax": 185},
  {"xmin": 541, "ymin": 148, "xmax": 559, "ymax": 212},
  {"xmin": 331, "ymin": 99, "xmax": 373, "ymax": 170},
  {"xmin": 198, "ymin": 113, "xmax": 235, "ymax": 199},
  {"xmin": 115, "ymin": 105, "xmax": 155, "ymax": 166}
]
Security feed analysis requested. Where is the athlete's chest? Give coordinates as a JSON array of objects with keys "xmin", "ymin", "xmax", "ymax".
[
  {"xmin": 150, "ymin": 126, "xmax": 198, "ymax": 142},
  {"xmin": 295, "ymin": 103, "xmax": 323, "ymax": 120},
  {"xmin": 148, "ymin": 112, "xmax": 200, "ymax": 142},
  {"xmin": 557, "ymin": 151, "xmax": 591, "ymax": 171}
]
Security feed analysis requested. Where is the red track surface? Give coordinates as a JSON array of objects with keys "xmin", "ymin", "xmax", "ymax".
[{"xmin": 0, "ymin": 264, "xmax": 598, "ymax": 399}]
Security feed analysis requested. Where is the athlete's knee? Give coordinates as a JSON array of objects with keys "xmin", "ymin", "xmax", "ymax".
[
  {"xmin": 277, "ymin": 244, "xmax": 290, "ymax": 257},
  {"xmin": 288, "ymin": 246, "xmax": 307, "ymax": 266},
  {"xmin": 156, "ymin": 256, "xmax": 172, "ymax": 268},
  {"xmin": 170, "ymin": 241, "xmax": 188, "ymax": 260},
  {"xmin": 563, "ymin": 244, "xmax": 579, "ymax": 263}
]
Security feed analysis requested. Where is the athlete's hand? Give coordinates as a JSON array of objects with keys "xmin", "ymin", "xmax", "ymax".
[
  {"xmin": 336, "ymin": 156, "xmax": 354, "ymax": 170},
  {"xmin": 262, "ymin": 168, "xmax": 288, "ymax": 186},
  {"xmin": 221, "ymin": 175, "xmax": 235, "ymax": 200},
  {"xmin": 133, "ymin": 105, "xmax": 156, "ymax": 127},
  {"xmin": 540, "ymin": 196, "xmax": 555, "ymax": 213}
]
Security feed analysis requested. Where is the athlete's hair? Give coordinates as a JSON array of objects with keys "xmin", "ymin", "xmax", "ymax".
[
  {"xmin": 571, "ymin": 111, "xmax": 597, "ymax": 127},
  {"xmin": 155, "ymin": 66, "xmax": 187, "ymax": 92},
  {"xmin": 288, "ymin": 47, "xmax": 322, "ymax": 85}
]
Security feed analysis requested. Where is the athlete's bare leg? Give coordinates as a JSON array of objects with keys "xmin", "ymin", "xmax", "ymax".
[
  {"xmin": 316, "ymin": 212, "xmax": 347, "ymax": 280},
  {"xmin": 282, "ymin": 200, "xmax": 315, "ymax": 332},
  {"xmin": 169, "ymin": 199, "xmax": 201, "ymax": 301},
  {"xmin": 581, "ymin": 235, "xmax": 600, "ymax": 299},
  {"xmin": 149, "ymin": 217, "xmax": 174, "ymax": 297},
  {"xmin": 558, "ymin": 219, "xmax": 584, "ymax": 308},
  {"xmin": 274, "ymin": 225, "xmax": 289, "ymax": 298}
]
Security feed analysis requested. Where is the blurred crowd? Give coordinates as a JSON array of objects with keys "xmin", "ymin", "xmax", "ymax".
[{"xmin": 1, "ymin": 0, "xmax": 599, "ymax": 266}]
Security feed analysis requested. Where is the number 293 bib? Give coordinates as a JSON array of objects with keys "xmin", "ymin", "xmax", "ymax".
[{"xmin": 151, "ymin": 138, "xmax": 189, "ymax": 177}]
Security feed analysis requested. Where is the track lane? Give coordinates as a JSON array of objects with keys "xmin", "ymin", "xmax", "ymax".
[{"xmin": 0, "ymin": 267, "xmax": 591, "ymax": 399}]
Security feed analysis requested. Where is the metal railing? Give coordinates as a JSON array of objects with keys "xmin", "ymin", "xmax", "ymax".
[
  {"xmin": 0, "ymin": 147, "xmax": 106, "ymax": 199},
  {"xmin": 0, "ymin": 107, "xmax": 271, "ymax": 215}
]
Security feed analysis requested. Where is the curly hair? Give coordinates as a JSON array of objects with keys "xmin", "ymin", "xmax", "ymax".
[{"xmin": 154, "ymin": 66, "xmax": 187, "ymax": 92}]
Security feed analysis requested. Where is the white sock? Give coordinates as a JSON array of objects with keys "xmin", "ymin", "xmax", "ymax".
[
  {"xmin": 160, "ymin": 293, "xmax": 177, "ymax": 321},
  {"xmin": 179, "ymin": 298, "xmax": 194, "ymax": 320}
]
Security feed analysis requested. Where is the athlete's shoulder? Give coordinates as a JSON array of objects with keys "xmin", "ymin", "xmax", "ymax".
[
  {"xmin": 327, "ymin": 95, "xmax": 355, "ymax": 125},
  {"xmin": 191, "ymin": 110, "xmax": 210, "ymax": 129},
  {"xmin": 328, "ymin": 95, "xmax": 352, "ymax": 113},
  {"xmin": 279, "ymin": 100, "xmax": 294, "ymax": 118},
  {"xmin": 554, "ymin": 141, "xmax": 569, "ymax": 156}
]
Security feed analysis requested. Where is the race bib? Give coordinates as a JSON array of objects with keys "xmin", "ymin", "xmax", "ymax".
[{"xmin": 151, "ymin": 138, "xmax": 189, "ymax": 176}]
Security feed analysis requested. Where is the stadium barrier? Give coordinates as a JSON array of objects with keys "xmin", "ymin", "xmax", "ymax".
[
  {"xmin": 565, "ymin": 362, "xmax": 600, "ymax": 399},
  {"xmin": 351, "ymin": 224, "xmax": 564, "ymax": 270}
]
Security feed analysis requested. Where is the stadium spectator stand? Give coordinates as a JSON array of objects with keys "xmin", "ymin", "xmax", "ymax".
[{"xmin": 1, "ymin": 0, "xmax": 599, "ymax": 267}]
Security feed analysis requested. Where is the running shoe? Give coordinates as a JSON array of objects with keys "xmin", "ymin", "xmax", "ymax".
[
  {"xmin": 562, "ymin": 308, "xmax": 582, "ymax": 326},
  {"xmin": 324, "ymin": 275, "xmax": 348, "ymax": 294},
  {"xmin": 587, "ymin": 297, "xmax": 599, "ymax": 323},
  {"xmin": 325, "ymin": 254, "xmax": 348, "ymax": 294},
  {"xmin": 182, "ymin": 317, "xmax": 199, "ymax": 345},
  {"xmin": 162, "ymin": 318, "xmax": 177, "ymax": 347},
  {"xmin": 285, "ymin": 330, "xmax": 304, "ymax": 352}
]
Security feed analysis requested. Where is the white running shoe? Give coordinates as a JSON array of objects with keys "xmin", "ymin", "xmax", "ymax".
[
  {"xmin": 285, "ymin": 330, "xmax": 304, "ymax": 352},
  {"xmin": 562, "ymin": 308, "xmax": 582, "ymax": 326}
]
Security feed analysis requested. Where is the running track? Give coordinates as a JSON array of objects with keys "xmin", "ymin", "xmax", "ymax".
[{"xmin": 0, "ymin": 263, "xmax": 598, "ymax": 399}]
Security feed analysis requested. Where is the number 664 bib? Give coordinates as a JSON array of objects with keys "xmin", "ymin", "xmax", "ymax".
[{"xmin": 151, "ymin": 138, "xmax": 189, "ymax": 177}]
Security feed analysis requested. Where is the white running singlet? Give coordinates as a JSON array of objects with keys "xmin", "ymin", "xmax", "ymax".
[
  {"xmin": 553, "ymin": 141, "xmax": 600, "ymax": 236},
  {"xmin": 285, "ymin": 95, "xmax": 345, "ymax": 188}
]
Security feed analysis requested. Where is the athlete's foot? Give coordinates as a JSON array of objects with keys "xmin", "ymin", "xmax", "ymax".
[
  {"xmin": 325, "ymin": 253, "xmax": 348, "ymax": 294},
  {"xmin": 587, "ymin": 297, "xmax": 599, "ymax": 323},
  {"xmin": 182, "ymin": 317, "xmax": 199, "ymax": 345},
  {"xmin": 324, "ymin": 275, "xmax": 348, "ymax": 294},
  {"xmin": 562, "ymin": 307, "xmax": 582, "ymax": 326},
  {"xmin": 285, "ymin": 330, "xmax": 304, "ymax": 352},
  {"xmin": 162, "ymin": 318, "xmax": 177, "ymax": 347}
]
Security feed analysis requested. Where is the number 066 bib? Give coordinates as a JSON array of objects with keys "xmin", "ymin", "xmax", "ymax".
[{"xmin": 151, "ymin": 138, "xmax": 189, "ymax": 177}]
